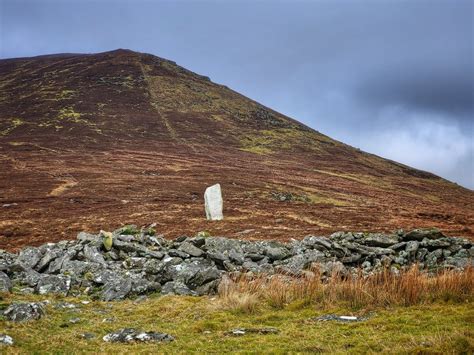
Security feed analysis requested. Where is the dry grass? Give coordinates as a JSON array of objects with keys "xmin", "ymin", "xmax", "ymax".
[{"xmin": 218, "ymin": 266, "xmax": 474, "ymax": 311}]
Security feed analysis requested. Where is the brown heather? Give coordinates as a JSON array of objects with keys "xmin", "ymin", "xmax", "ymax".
[{"xmin": 218, "ymin": 266, "xmax": 474, "ymax": 311}]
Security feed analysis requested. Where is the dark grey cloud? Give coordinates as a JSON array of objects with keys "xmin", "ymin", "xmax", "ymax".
[
  {"xmin": 356, "ymin": 62, "xmax": 473, "ymax": 118},
  {"xmin": 1, "ymin": 0, "xmax": 473, "ymax": 188}
]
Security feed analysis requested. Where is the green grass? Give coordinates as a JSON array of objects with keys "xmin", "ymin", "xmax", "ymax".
[{"xmin": 0, "ymin": 293, "xmax": 472, "ymax": 353}]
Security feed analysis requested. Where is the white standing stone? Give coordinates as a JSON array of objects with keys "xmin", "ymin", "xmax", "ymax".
[{"xmin": 204, "ymin": 184, "xmax": 223, "ymax": 220}]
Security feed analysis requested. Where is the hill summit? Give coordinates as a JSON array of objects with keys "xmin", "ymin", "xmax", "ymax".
[{"xmin": 0, "ymin": 49, "xmax": 472, "ymax": 249}]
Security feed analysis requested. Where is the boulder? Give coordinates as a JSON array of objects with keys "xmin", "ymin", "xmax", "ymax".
[
  {"xmin": 3, "ymin": 302, "xmax": 45, "ymax": 322},
  {"xmin": 204, "ymin": 183, "xmax": 223, "ymax": 220}
]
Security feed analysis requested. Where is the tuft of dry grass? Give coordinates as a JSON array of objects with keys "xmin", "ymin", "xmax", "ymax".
[{"xmin": 218, "ymin": 266, "xmax": 474, "ymax": 311}]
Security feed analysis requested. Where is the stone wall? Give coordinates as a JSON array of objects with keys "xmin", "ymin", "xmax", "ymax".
[{"xmin": 0, "ymin": 227, "xmax": 472, "ymax": 300}]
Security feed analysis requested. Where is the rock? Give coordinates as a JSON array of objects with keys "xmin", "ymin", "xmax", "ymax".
[
  {"xmin": 13, "ymin": 268, "xmax": 42, "ymax": 287},
  {"xmin": 69, "ymin": 317, "xmax": 81, "ymax": 324},
  {"xmin": 303, "ymin": 236, "xmax": 332, "ymax": 250},
  {"xmin": 35, "ymin": 247, "xmax": 62, "ymax": 272},
  {"xmin": 161, "ymin": 280, "xmax": 197, "ymax": 296},
  {"xmin": 361, "ymin": 234, "xmax": 400, "ymax": 248},
  {"xmin": 3, "ymin": 302, "xmax": 45, "ymax": 322},
  {"xmin": 0, "ymin": 334, "xmax": 13, "ymax": 346},
  {"xmin": 103, "ymin": 328, "xmax": 174, "ymax": 343},
  {"xmin": 421, "ymin": 238, "xmax": 452, "ymax": 250},
  {"xmin": 178, "ymin": 242, "xmax": 204, "ymax": 257},
  {"xmin": 79, "ymin": 332, "xmax": 96, "ymax": 340},
  {"xmin": 403, "ymin": 228, "xmax": 445, "ymax": 241},
  {"xmin": 265, "ymin": 246, "xmax": 290, "ymax": 261},
  {"xmin": 101, "ymin": 277, "xmax": 132, "ymax": 301},
  {"xmin": 0, "ymin": 271, "xmax": 12, "ymax": 292},
  {"xmin": 47, "ymin": 249, "xmax": 77, "ymax": 274},
  {"xmin": 311, "ymin": 314, "xmax": 370, "ymax": 322},
  {"xmin": 341, "ymin": 253, "xmax": 362, "ymax": 264},
  {"xmin": 77, "ymin": 231, "xmax": 101, "ymax": 243},
  {"xmin": 405, "ymin": 241, "xmax": 419, "ymax": 254},
  {"xmin": 36, "ymin": 275, "xmax": 71, "ymax": 295},
  {"xmin": 174, "ymin": 259, "xmax": 221, "ymax": 289},
  {"xmin": 389, "ymin": 242, "xmax": 407, "ymax": 250},
  {"xmin": 17, "ymin": 247, "xmax": 42, "ymax": 269},
  {"xmin": 204, "ymin": 183, "xmax": 224, "ymax": 220},
  {"xmin": 226, "ymin": 327, "xmax": 279, "ymax": 336},
  {"xmin": 83, "ymin": 245, "xmax": 106, "ymax": 265},
  {"xmin": 131, "ymin": 278, "xmax": 161, "ymax": 295}
]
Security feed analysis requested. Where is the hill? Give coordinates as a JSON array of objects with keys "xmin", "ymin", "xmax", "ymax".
[{"xmin": 0, "ymin": 49, "xmax": 472, "ymax": 250}]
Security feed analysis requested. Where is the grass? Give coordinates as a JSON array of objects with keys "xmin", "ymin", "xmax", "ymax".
[
  {"xmin": 218, "ymin": 266, "xmax": 474, "ymax": 310},
  {"xmin": 0, "ymin": 268, "xmax": 472, "ymax": 353}
]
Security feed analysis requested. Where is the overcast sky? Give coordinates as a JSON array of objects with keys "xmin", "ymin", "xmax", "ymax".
[{"xmin": 1, "ymin": 0, "xmax": 473, "ymax": 188}]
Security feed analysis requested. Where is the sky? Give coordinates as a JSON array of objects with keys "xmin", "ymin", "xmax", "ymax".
[{"xmin": 1, "ymin": 0, "xmax": 473, "ymax": 188}]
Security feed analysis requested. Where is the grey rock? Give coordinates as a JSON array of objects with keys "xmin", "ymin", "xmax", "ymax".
[
  {"xmin": 341, "ymin": 253, "xmax": 362, "ymax": 264},
  {"xmin": 303, "ymin": 236, "xmax": 332, "ymax": 250},
  {"xmin": 246, "ymin": 253, "xmax": 265, "ymax": 262},
  {"xmin": 36, "ymin": 275, "xmax": 70, "ymax": 295},
  {"xmin": 403, "ymin": 228, "xmax": 445, "ymax": 241},
  {"xmin": 0, "ymin": 271, "xmax": 12, "ymax": 292},
  {"xmin": 103, "ymin": 328, "xmax": 174, "ymax": 343},
  {"xmin": 265, "ymin": 246, "xmax": 290, "ymax": 261},
  {"xmin": 3, "ymin": 302, "xmax": 45, "ymax": 322},
  {"xmin": 389, "ymin": 242, "xmax": 407, "ymax": 250},
  {"xmin": 226, "ymin": 327, "xmax": 279, "ymax": 336},
  {"xmin": 101, "ymin": 277, "xmax": 132, "ymax": 301},
  {"xmin": 83, "ymin": 245, "xmax": 106, "ymax": 265},
  {"xmin": 17, "ymin": 247, "xmax": 42, "ymax": 269},
  {"xmin": 405, "ymin": 241, "xmax": 419, "ymax": 254},
  {"xmin": 361, "ymin": 234, "xmax": 400, "ymax": 248},
  {"xmin": 416, "ymin": 248, "xmax": 429, "ymax": 261},
  {"xmin": 0, "ymin": 334, "xmax": 13, "ymax": 346},
  {"xmin": 77, "ymin": 231, "xmax": 101, "ymax": 243},
  {"xmin": 421, "ymin": 238, "xmax": 452, "ymax": 250},
  {"xmin": 161, "ymin": 280, "xmax": 197, "ymax": 296},
  {"xmin": 131, "ymin": 278, "xmax": 161, "ymax": 295},
  {"xmin": 228, "ymin": 249, "xmax": 245, "ymax": 265},
  {"xmin": 168, "ymin": 249, "xmax": 190, "ymax": 259},
  {"xmin": 79, "ymin": 332, "xmax": 96, "ymax": 340},
  {"xmin": 178, "ymin": 242, "xmax": 204, "ymax": 257},
  {"xmin": 35, "ymin": 247, "xmax": 62, "ymax": 272},
  {"xmin": 47, "ymin": 249, "xmax": 77, "ymax": 274},
  {"xmin": 175, "ymin": 259, "xmax": 221, "ymax": 289}
]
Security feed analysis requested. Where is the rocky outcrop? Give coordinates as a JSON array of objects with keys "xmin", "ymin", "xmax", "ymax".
[{"xmin": 0, "ymin": 227, "xmax": 471, "ymax": 300}]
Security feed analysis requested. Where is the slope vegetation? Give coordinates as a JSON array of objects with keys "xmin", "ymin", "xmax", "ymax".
[{"xmin": 0, "ymin": 49, "xmax": 472, "ymax": 249}]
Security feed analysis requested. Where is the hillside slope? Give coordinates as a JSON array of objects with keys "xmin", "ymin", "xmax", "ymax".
[{"xmin": 0, "ymin": 49, "xmax": 472, "ymax": 250}]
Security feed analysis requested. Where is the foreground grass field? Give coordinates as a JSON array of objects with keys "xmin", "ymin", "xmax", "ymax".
[{"xmin": 1, "ymin": 293, "xmax": 473, "ymax": 353}]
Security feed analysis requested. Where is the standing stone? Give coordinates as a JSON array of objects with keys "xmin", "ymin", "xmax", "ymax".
[{"xmin": 204, "ymin": 184, "xmax": 223, "ymax": 221}]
